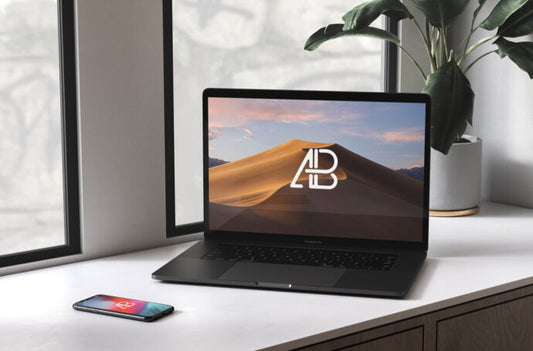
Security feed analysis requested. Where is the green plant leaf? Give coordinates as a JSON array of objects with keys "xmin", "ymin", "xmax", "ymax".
[
  {"xmin": 480, "ymin": 0, "xmax": 528, "ymax": 30},
  {"xmin": 411, "ymin": 0, "xmax": 470, "ymax": 27},
  {"xmin": 304, "ymin": 24, "xmax": 400, "ymax": 51},
  {"xmin": 497, "ymin": 0, "xmax": 533, "ymax": 37},
  {"xmin": 422, "ymin": 61, "xmax": 474, "ymax": 154},
  {"xmin": 495, "ymin": 37, "xmax": 533, "ymax": 78},
  {"xmin": 342, "ymin": 0, "xmax": 413, "ymax": 31}
]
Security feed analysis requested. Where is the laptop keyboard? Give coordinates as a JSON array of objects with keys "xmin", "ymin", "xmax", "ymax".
[{"xmin": 201, "ymin": 244, "xmax": 398, "ymax": 271}]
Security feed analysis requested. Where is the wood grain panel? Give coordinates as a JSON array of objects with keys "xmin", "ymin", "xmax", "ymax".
[
  {"xmin": 340, "ymin": 327, "xmax": 423, "ymax": 351},
  {"xmin": 437, "ymin": 295, "xmax": 533, "ymax": 351},
  {"xmin": 288, "ymin": 284, "xmax": 533, "ymax": 351}
]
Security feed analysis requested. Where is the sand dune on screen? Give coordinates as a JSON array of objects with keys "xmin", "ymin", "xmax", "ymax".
[
  {"xmin": 209, "ymin": 139, "xmax": 348, "ymax": 207},
  {"xmin": 209, "ymin": 139, "xmax": 425, "ymax": 241}
]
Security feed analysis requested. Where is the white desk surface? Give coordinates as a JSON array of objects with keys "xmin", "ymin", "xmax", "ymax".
[{"xmin": 2, "ymin": 202, "xmax": 533, "ymax": 351}]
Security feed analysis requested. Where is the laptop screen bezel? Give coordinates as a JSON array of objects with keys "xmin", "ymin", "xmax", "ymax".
[{"xmin": 203, "ymin": 88, "xmax": 430, "ymax": 252}]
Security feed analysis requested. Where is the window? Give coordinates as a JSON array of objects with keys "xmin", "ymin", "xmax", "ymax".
[
  {"xmin": 164, "ymin": 0, "xmax": 398, "ymax": 236},
  {"xmin": 0, "ymin": 0, "xmax": 80, "ymax": 267}
]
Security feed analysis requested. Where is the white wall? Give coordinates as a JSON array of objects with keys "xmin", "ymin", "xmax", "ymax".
[
  {"xmin": 464, "ymin": 39, "xmax": 533, "ymax": 207},
  {"xmin": 399, "ymin": 0, "xmax": 533, "ymax": 208},
  {"xmin": 1, "ymin": 0, "xmax": 200, "ymax": 276},
  {"xmin": 451, "ymin": 1, "xmax": 533, "ymax": 207},
  {"xmin": 76, "ymin": 0, "xmax": 185, "ymax": 257}
]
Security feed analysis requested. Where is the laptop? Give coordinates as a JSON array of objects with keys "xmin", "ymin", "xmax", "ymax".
[{"xmin": 153, "ymin": 88, "xmax": 430, "ymax": 297}]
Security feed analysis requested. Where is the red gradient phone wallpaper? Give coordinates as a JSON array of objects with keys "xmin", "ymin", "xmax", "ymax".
[{"xmin": 75, "ymin": 295, "xmax": 171, "ymax": 317}]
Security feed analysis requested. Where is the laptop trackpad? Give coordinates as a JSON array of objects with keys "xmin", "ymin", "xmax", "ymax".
[{"xmin": 219, "ymin": 262, "xmax": 344, "ymax": 287}]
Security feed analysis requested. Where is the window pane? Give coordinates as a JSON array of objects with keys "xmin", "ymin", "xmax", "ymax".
[
  {"xmin": 0, "ymin": 0, "xmax": 65, "ymax": 255},
  {"xmin": 172, "ymin": 0, "xmax": 383, "ymax": 227}
]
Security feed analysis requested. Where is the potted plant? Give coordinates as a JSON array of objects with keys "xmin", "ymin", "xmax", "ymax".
[{"xmin": 304, "ymin": 0, "xmax": 533, "ymax": 215}]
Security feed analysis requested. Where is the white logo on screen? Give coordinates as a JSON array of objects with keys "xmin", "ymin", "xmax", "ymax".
[
  {"xmin": 290, "ymin": 148, "xmax": 338, "ymax": 190},
  {"xmin": 116, "ymin": 301, "xmax": 136, "ymax": 309}
]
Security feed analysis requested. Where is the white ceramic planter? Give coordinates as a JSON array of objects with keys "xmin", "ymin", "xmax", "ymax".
[{"xmin": 429, "ymin": 135, "xmax": 482, "ymax": 213}]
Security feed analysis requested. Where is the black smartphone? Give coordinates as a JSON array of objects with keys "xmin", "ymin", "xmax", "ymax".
[{"xmin": 73, "ymin": 294, "xmax": 174, "ymax": 322}]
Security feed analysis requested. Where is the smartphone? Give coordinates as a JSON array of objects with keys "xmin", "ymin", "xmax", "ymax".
[{"xmin": 73, "ymin": 294, "xmax": 174, "ymax": 322}]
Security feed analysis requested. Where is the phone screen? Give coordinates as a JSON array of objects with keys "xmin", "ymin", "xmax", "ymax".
[{"xmin": 74, "ymin": 294, "xmax": 173, "ymax": 321}]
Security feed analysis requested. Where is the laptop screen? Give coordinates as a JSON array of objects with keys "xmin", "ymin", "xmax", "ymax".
[{"xmin": 205, "ymin": 90, "xmax": 429, "ymax": 244}]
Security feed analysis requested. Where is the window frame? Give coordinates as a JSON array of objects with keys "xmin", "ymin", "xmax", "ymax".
[
  {"xmin": 163, "ymin": 0, "xmax": 399, "ymax": 238},
  {"xmin": 0, "ymin": 0, "xmax": 81, "ymax": 267}
]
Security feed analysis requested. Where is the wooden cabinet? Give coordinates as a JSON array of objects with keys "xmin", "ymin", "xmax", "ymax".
[
  {"xmin": 342, "ymin": 328, "xmax": 423, "ymax": 351},
  {"xmin": 295, "ymin": 327, "xmax": 423, "ymax": 351},
  {"xmin": 295, "ymin": 284, "xmax": 533, "ymax": 351},
  {"xmin": 437, "ymin": 295, "xmax": 533, "ymax": 351}
]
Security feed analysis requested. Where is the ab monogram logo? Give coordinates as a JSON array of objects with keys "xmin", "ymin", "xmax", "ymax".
[{"xmin": 290, "ymin": 148, "xmax": 339, "ymax": 190}]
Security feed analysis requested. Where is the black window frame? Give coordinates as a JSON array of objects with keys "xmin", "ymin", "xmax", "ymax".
[
  {"xmin": 163, "ymin": 0, "xmax": 399, "ymax": 238},
  {"xmin": 0, "ymin": 0, "xmax": 81, "ymax": 267}
]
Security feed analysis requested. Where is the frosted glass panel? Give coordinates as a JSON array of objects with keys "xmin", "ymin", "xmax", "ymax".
[
  {"xmin": 0, "ymin": 0, "xmax": 65, "ymax": 254},
  {"xmin": 172, "ymin": 0, "xmax": 383, "ymax": 226}
]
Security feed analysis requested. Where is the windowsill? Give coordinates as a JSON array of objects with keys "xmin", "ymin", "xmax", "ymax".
[
  {"xmin": 2, "ymin": 201, "xmax": 533, "ymax": 350},
  {"xmin": 0, "ymin": 231, "xmax": 203, "ymax": 276}
]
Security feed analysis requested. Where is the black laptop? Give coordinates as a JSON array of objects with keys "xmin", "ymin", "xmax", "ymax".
[{"xmin": 153, "ymin": 88, "xmax": 430, "ymax": 297}]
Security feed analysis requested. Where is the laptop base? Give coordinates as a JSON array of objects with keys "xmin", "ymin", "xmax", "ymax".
[{"xmin": 152, "ymin": 239, "xmax": 426, "ymax": 298}]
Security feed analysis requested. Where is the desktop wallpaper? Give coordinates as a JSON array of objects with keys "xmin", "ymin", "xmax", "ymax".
[{"xmin": 208, "ymin": 97, "xmax": 426, "ymax": 242}]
